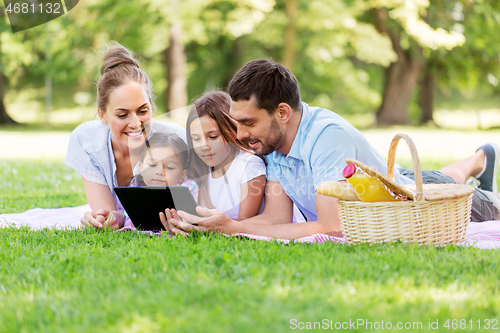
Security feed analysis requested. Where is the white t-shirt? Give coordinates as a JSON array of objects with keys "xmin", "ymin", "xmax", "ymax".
[{"xmin": 208, "ymin": 150, "xmax": 266, "ymax": 220}]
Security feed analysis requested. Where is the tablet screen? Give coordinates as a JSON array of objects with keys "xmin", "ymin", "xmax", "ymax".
[{"xmin": 114, "ymin": 186, "xmax": 200, "ymax": 231}]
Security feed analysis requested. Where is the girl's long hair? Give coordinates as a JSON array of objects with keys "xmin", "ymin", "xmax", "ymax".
[{"xmin": 186, "ymin": 91, "xmax": 261, "ymax": 209}]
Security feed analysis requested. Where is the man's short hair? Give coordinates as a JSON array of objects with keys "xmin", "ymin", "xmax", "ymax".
[{"xmin": 228, "ymin": 59, "xmax": 301, "ymax": 115}]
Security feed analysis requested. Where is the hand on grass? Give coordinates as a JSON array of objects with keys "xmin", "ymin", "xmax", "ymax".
[
  {"xmin": 80, "ymin": 210, "xmax": 124, "ymax": 230},
  {"xmin": 100, "ymin": 210, "xmax": 124, "ymax": 230}
]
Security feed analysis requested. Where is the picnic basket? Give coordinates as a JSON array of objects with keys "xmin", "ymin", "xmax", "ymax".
[{"xmin": 338, "ymin": 133, "xmax": 475, "ymax": 245}]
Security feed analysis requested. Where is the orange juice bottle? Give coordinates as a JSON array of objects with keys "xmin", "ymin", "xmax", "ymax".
[{"xmin": 342, "ymin": 163, "xmax": 403, "ymax": 202}]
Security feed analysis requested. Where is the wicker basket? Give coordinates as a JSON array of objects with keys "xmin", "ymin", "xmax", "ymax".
[{"xmin": 338, "ymin": 134, "xmax": 475, "ymax": 245}]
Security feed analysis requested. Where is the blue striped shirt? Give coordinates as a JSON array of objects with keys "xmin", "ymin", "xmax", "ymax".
[{"xmin": 65, "ymin": 119, "xmax": 186, "ymax": 213}]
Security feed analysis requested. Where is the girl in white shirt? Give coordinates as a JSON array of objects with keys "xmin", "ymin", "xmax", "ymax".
[{"xmin": 186, "ymin": 91, "xmax": 266, "ymax": 220}]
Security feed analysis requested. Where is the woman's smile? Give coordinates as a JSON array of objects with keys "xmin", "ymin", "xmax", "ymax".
[{"xmin": 124, "ymin": 128, "xmax": 145, "ymax": 139}]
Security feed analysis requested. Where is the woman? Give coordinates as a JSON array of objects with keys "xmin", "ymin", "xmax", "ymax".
[{"xmin": 65, "ymin": 43, "xmax": 185, "ymax": 229}]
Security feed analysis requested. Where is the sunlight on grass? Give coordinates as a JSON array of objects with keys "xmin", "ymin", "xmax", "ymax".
[
  {"xmin": 435, "ymin": 109, "xmax": 500, "ymax": 130},
  {"xmin": 361, "ymin": 127, "xmax": 500, "ymax": 161},
  {"xmin": 117, "ymin": 314, "xmax": 161, "ymax": 333},
  {"xmin": 8, "ymin": 105, "xmax": 98, "ymax": 124},
  {"xmin": 2, "ymin": 126, "xmax": 500, "ymax": 162},
  {"xmin": 0, "ymin": 131, "xmax": 71, "ymax": 161}
]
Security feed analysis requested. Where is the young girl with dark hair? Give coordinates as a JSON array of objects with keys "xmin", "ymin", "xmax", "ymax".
[
  {"xmin": 129, "ymin": 133, "xmax": 197, "ymax": 198},
  {"xmin": 124, "ymin": 132, "xmax": 198, "ymax": 228}
]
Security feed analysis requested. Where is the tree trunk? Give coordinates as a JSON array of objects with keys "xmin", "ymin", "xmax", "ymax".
[
  {"xmin": 0, "ymin": 33, "xmax": 17, "ymax": 125},
  {"xmin": 283, "ymin": 0, "xmax": 298, "ymax": 70},
  {"xmin": 0, "ymin": 73, "xmax": 16, "ymax": 125},
  {"xmin": 418, "ymin": 63, "xmax": 434, "ymax": 125},
  {"xmin": 373, "ymin": 8, "xmax": 423, "ymax": 126},
  {"xmin": 45, "ymin": 31, "xmax": 52, "ymax": 124},
  {"xmin": 164, "ymin": 23, "xmax": 187, "ymax": 123},
  {"xmin": 376, "ymin": 55, "xmax": 422, "ymax": 126},
  {"xmin": 222, "ymin": 36, "xmax": 244, "ymax": 88}
]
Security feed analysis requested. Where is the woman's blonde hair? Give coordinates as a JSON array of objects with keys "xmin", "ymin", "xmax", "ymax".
[{"xmin": 97, "ymin": 42, "xmax": 154, "ymax": 113}]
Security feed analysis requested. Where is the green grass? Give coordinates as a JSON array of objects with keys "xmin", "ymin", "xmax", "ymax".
[
  {"xmin": 0, "ymin": 161, "xmax": 87, "ymax": 214},
  {"xmin": 1, "ymin": 138, "xmax": 500, "ymax": 332},
  {"xmin": 1, "ymin": 228, "xmax": 499, "ymax": 333},
  {"xmin": 0, "ymin": 122, "xmax": 83, "ymax": 133}
]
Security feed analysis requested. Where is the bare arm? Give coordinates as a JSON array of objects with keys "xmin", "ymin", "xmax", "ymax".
[
  {"xmin": 81, "ymin": 177, "xmax": 124, "ymax": 229},
  {"xmin": 82, "ymin": 177, "xmax": 117, "ymax": 212},
  {"xmin": 237, "ymin": 175, "xmax": 266, "ymax": 220},
  {"xmin": 165, "ymin": 181, "xmax": 343, "ymax": 239},
  {"xmin": 160, "ymin": 180, "xmax": 291, "ymax": 234},
  {"xmin": 239, "ymin": 180, "xmax": 293, "ymax": 224},
  {"xmin": 218, "ymin": 192, "xmax": 342, "ymax": 239}
]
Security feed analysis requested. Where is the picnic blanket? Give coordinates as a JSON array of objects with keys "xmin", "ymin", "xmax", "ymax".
[
  {"xmin": 1, "ymin": 205, "xmax": 500, "ymax": 249},
  {"xmin": 0, "ymin": 205, "xmax": 88, "ymax": 230}
]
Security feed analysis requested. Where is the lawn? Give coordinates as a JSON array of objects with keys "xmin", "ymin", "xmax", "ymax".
[{"xmin": 1, "ymin": 128, "xmax": 500, "ymax": 333}]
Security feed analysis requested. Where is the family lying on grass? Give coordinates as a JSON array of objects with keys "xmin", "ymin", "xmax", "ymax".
[{"xmin": 65, "ymin": 43, "xmax": 500, "ymax": 240}]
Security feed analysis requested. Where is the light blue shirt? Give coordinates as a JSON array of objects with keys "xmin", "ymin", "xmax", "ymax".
[
  {"xmin": 265, "ymin": 102, "xmax": 413, "ymax": 222},
  {"xmin": 65, "ymin": 119, "xmax": 186, "ymax": 213}
]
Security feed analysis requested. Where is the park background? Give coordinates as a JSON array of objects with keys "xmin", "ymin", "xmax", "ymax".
[
  {"xmin": 1, "ymin": 0, "xmax": 500, "ymax": 129},
  {"xmin": 1, "ymin": 0, "xmax": 500, "ymax": 332}
]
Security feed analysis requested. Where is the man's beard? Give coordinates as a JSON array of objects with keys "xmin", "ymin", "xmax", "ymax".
[{"xmin": 256, "ymin": 118, "xmax": 283, "ymax": 156}]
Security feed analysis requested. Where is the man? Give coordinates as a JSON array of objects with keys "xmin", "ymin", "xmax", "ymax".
[{"xmin": 160, "ymin": 59, "xmax": 500, "ymax": 239}]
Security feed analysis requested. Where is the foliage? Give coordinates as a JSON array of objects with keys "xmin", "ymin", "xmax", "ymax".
[
  {"xmin": 365, "ymin": 0, "xmax": 465, "ymax": 50},
  {"xmin": 1, "ymin": 0, "xmax": 500, "ymax": 121},
  {"xmin": 431, "ymin": 0, "xmax": 500, "ymax": 93}
]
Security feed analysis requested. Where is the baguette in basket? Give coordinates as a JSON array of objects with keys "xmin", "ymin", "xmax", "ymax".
[{"xmin": 317, "ymin": 181, "xmax": 360, "ymax": 201}]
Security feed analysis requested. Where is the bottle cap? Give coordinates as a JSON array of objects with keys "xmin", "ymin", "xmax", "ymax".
[{"xmin": 342, "ymin": 163, "xmax": 357, "ymax": 178}]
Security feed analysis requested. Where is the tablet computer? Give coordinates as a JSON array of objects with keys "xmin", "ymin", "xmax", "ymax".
[{"xmin": 114, "ymin": 186, "xmax": 200, "ymax": 231}]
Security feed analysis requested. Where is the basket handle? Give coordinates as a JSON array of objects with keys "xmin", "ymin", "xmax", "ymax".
[{"xmin": 387, "ymin": 134, "xmax": 424, "ymax": 202}]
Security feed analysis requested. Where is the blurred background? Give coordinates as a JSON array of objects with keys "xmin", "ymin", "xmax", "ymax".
[{"xmin": 1, "ymin": 0, "xmax": 500, "ymax": 130}]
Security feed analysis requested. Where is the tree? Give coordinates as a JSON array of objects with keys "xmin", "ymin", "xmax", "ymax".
[
  {"xmin": 425, "ymin": 0, "xmax": 500, "ymax": 122},
  {"xmin": 172, "ymin": 0, "xmax": 276, "ymax": 102},
  {"xmin": 372, "ymin": 7, "xmax": 423, "ymax": 125},
  {"xmin": 418, "ymin": 0, "xmax": 469, "ymax": 124},
  {"xmin": 164, "ymin": 24, "xmax": 187, "ymax": 114},
  {"xmin": 85, "ymin": 0, "xmax": 275, "ymax": 117},
  {"xmin": 0, "ymin": 0, "xmax": 112, "ymax": 125},
  {"xmin": 0, "ymin": 6, "xmax": 17, "ymax": 124},
  {"xmin": 278, "ymin": 0, "xmax": 397, "ymax": 115},
  {"xmin": 418, "ymin": 60, "xmax": 434, "ymax": 124},
  {"xmin": 282, "ymin": 0, "xmax": 298, "ymax": 70},
  {"xmin": 364, "ymin": 0, "xmax": 465, "ymax": 126}
]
